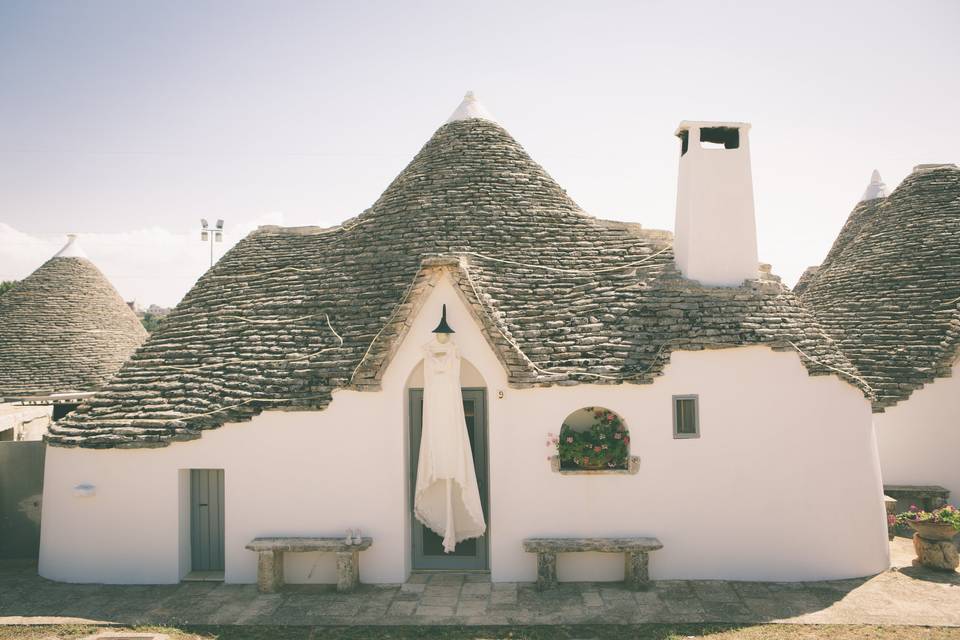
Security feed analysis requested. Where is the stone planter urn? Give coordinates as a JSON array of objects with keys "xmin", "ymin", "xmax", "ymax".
[
  {"xmin": 909, "ymin": 522, "xmax": 959, "ymax": 571},
  {"xmin": 909, "ymin": 521, "xmax": 958, "ymax": 541}
]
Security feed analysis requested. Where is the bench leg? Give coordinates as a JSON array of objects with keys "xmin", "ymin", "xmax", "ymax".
[
  {"xmin": 536, "ymin": 552, "xmax": 558, "ymax": 591},
  {"xmin": 257, "ymin": 550, "xmax": 284, "ymax": 593},
  {"xmin": 336, "ymin": 549, "xmax": 360, "ymax": 593},
  {"xmin": 624, "ymin": 551, "xmax": 650, "ymax": 591}
]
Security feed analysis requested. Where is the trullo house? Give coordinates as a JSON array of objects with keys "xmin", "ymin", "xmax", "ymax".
[
  {"xmin": 0, "ymin": 235, "xmax": 148, "ymax": 440},
  {"xmin": 40, "ymin": 94, "xmax": 890, "ymax": 586},
  {"xmin": 797, "ymin": 164, "xmax": 960, "ymax": 508}
]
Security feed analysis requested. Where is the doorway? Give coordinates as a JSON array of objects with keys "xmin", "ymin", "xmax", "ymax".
[
  {"xmin": 190, "ymin": 469, "xmax": 225, "ymax": 573},
  {"xmin": 409, "ymin": 388, "xmax": 489, "ymax": 570}
]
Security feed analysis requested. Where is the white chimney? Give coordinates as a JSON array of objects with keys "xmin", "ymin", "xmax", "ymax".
[{"xmin": 673, "ymin": 121, "xmax": 759, "ymax": 287}]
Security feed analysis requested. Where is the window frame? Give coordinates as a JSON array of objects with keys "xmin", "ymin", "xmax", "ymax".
[{"xmin": 672, "ymin": 394, "xmax": 700, "ymax": 439}]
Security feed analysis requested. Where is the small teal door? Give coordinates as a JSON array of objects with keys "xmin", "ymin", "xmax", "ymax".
[
  {"xmin": 190, "ymin": 469, "xmax": 225, "ymax": 572},
  {"xmin": 409, "ymin": 388, "xmax": 489, "ymax": 570}
]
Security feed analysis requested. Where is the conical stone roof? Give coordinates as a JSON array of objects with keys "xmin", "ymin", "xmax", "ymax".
[
  {"xmin": 0, "ymin": 236, "xmax": 148, "ymax": 398},
  {"xmin": 50, "ymin": 104, "xmax": 866, "ymax": 448},
  {"xmin": 799, "ymin": 164, "xmax": 960, "ymax": 409}
]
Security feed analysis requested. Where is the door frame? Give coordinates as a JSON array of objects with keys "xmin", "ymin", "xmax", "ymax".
[{"xmin": 408, "ymin": 387, "xmax": 490, "ymax": 570}]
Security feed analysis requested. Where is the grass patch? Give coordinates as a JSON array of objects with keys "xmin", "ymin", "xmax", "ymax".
[{"xmin": 0, "ymin": 625, "xmax": 959, "ymax": 640}]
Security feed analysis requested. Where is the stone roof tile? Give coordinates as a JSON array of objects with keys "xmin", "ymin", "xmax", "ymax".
[{"xmin": 50, "ymin": 118, "xmax": 867, "ymax": 448}]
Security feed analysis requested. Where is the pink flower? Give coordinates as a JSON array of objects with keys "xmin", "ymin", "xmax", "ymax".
[
  {"xmin": 566, "ymin": 437, "xmax": 574, "ymax": 443},
  {"xmin": 593, "ymin": 446, "xmax": 602, "ymax": 453}
]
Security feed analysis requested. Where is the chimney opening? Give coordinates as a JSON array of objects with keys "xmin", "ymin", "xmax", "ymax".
[
  {"xmin": 677, "ymin": 130, "xmax": 690, "ymax": 156},
  {"xmin": 699, "ymin": 127, "xmax": 739, "ymax": 150}
]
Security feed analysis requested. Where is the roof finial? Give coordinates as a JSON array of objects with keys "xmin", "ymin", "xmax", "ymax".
[
  {"xmin": 446, "ymin": 91, "xmax": 497, "ymax": 124},
  {"xmin": 53, "ymin": 233, "xmax": 88, "ymax": 259},
  {"xmin": 860, "ymin": 169, "xmax": 888, "ymax": 201}
]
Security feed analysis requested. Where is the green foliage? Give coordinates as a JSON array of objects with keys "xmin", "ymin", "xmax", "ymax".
[
  {"xmin": 140, "ymin": 312, "xmax": 162, "ymax": 333},
  {"xmin": 0, "ymin": 280, "xmax": 19, "ymax": 297},
  {"xmin": 895, "ymin": 504, "xmax": 960, "ymax": 530},
  {"xmin": 548, "ymin": 407, "xmax": 630, "ymax": 470}
]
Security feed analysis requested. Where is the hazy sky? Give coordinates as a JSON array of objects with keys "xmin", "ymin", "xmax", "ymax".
[{"xmin": 2, "ymin": 0, "xmax": 958, "ymax": 306}]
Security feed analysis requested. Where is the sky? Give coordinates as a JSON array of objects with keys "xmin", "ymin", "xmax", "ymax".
[{"xmin": 1, "ymin": 0, "xmax": 958, "ymax": 307}]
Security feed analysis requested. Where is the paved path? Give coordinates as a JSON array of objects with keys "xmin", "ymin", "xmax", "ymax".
[{"xmin": 2, "ymin": 538, "xmax": 958, "ymax": 627}]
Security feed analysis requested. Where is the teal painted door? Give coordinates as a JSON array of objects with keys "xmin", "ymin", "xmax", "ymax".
[
  {"xmin": 409, "ymin": 388, "xmax": 489, "ymax": 570},
  {"xmin": 190, "ymin": 469, "xmax": 225, "ymax": 572}
]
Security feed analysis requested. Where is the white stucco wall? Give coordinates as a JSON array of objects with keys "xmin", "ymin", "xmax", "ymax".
[
  {"xmin": 39, "ymin": 274, "xmax": 889, "ymax": 585},
  {"xmin": 0, "ymin": 403, "xmax": 52, "ymax": 441},
  {"xmin": 875, "ymin": 361, "xmax": 960, "ymax": 507}
]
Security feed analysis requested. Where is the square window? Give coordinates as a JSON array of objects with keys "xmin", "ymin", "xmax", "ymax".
[{"xmin": 673, "ymin": 395, "xmax": 699, "ymax": 438}]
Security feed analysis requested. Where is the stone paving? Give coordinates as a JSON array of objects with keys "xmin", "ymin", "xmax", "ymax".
[{"xmin": 1, "ymin": 538, "xmax": 958, "ymax": 627}]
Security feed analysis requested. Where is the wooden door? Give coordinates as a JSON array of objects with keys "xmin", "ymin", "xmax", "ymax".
[
  {"xmin": 190, "ymin": 469, "xmax": 225, "ymax": 572},
  {"xmin": 409, "ymin": 388, "xmax": 489, "ymax": 570}
]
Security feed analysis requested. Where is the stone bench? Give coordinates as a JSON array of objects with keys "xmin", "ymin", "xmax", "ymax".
[
  {"xmin": 884, "ymin": 485, "xmax": 950, "ymax": 512},
  {"xmin": 522, "ymin": 537, "xmax": 663, "ymax": 591},
  {"xmin": 245, "ymin": 536, "xmax": 372, "ymax": 593}
]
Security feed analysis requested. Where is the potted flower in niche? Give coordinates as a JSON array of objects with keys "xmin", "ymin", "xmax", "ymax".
[
  {"xmin": 897, "ymin": 505, "xmax": 960, "ymax": 542},
  {"xmin": 548, "ymin": 408, "xmax": 630, "ymax": 471}
]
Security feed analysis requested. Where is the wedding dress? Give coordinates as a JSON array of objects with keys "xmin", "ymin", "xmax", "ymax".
[{"xmin": 413, "ymin": 339, "xmax": 486, "ymax": 553}]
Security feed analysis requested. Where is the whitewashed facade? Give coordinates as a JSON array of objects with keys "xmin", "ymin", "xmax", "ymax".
[
  {"xmin": 40, "ymin": 274, "xmax": 890, "ymax": 585},
  {"xmin": 875, "ymin": 361, "xmax": 960, "ymax": 507}
]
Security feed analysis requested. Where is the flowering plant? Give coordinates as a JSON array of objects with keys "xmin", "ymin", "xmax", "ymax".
[
  {"xmin": 896, "ymin": 504, "xmax": 960, "ymax": 530},
  {"xmin": 547, "ymin": 408, "xmax": 630, "ymax": 470}
]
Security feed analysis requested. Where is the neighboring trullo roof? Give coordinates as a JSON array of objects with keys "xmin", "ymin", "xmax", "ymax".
[
  {"xmin": 792, "ymin": 266, "xmax": 819, "ymax": 297},
  {"xmin": 49, "ymin": 96, "xmax": 866, "ymax": 448},
  {"xmin": 795, "ymin": 172, "xmax": 892, "ymax": 298},
  {"xmin": 799, "ymin": 164, "xmax": 960, "ymax": 410},
  {"xmin": 0, "ymin": 235, "xmax": 148, "ymax": 398}
]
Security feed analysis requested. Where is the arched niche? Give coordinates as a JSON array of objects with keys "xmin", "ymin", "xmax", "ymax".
[{"xmin": 550, "ymin": 406, "xmax": 640, "ymax": 475}]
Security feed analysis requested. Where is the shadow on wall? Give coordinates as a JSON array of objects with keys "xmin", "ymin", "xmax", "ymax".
[{"xmin": 0, "ymin": 441, "xmax": 46, "ymax": 559}]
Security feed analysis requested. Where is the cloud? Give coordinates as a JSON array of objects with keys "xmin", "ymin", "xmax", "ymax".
[{"xmin": 0, "ymin": 212, "xmax": 286, "ymax": 307}]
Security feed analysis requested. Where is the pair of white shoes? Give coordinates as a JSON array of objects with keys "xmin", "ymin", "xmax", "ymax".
[{"xmin": 344, "ymin": 528, "xmax": 363, "ymax": 545}]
